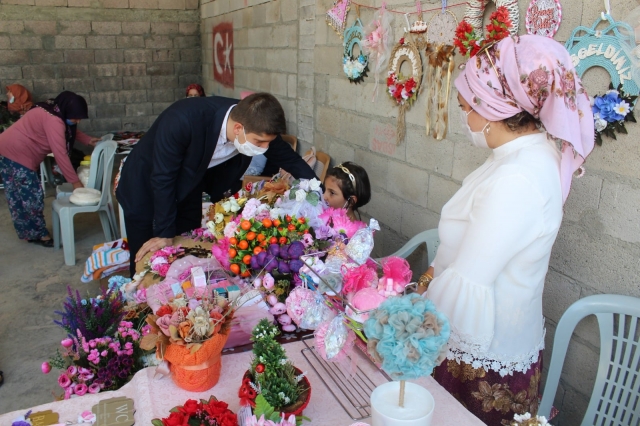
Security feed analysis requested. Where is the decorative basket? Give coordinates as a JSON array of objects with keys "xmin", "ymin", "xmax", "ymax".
[{"xmin": 163, "ymin": 331, "xmax": 229, "ymax": 392}]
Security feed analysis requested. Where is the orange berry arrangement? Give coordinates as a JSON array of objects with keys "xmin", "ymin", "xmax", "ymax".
[{"xmin": 226, "ymin": 216, "xmax": 312, "ymax": 276}]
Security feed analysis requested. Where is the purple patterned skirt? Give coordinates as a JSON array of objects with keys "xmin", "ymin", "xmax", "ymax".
[{"xmin": 432, "ymin": 351, "xmax": 543, "ymax": 425}]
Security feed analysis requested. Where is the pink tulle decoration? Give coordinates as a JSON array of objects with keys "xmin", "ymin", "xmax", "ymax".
[
  {"xmin": 347, "ymin": 287, "xmax": 387, "ymax": 322},
  {"xmin": 342, "ymin": 264, "xmax": 378, "ymax": 295},
  {"xmin": 381, "ymin": 256, "xmax": 412, "ymax": 286},
  {"xmin": 211, "ymin": 237, "xmax": 231, "ymax": 270},
  {"xmin": 314, "ymin": 320, "xmax": 356, "ymax": 363},
  {"xmin": 361, "ymin": 2, "xmax": 393, "ymax": 102}
]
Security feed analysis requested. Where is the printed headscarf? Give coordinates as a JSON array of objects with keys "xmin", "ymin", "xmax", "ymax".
[
  {"xmin": 35, "ymin": 91, "xmax": 88, "ymax": 153},
  {"xmin": 455, "ymin": 34, "xmax": 595, "ymax": 203},
  {"xmin": 6, "ymin": 84, "xmax": 33, "ymax": 115}
]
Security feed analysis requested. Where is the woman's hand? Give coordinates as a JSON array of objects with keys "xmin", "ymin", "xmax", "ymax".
[
  {"xmin": 72, "ymin": 181, "xmax": 84, "ymax": 190},
  {"xmin": 88, "ymin": 137, "xmax": 100, "ymax": 147},
  {"xmin": 135, "ymin": 237, "xmax": 173, "ymax": 262}
]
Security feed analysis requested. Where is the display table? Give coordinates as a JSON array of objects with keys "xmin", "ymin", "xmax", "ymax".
[{"xmin": 0, "ymin": 340, "xmax": 485, "ymax": 425}]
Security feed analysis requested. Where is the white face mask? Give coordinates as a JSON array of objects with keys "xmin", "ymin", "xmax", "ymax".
[
  {"xmin": 8, "ymin": 96, "xmax": 14, "ymax": 104},
  {"xmin": 460, "ymin": 108, "xmax": 490, "ymax": 149},
  {"xmin": 234, "ymin": 126, "xmax": 268, "ymax": 157}
]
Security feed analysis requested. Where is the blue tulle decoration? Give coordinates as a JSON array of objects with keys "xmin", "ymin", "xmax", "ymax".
[{"xmin": 364, "ymin": 293, "xmax": 450, "ymax": 380}]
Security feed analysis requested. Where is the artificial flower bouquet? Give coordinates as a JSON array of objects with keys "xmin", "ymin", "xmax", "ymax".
[
  {"xmin": 453, "ymin": 6, "xmax": 513, "ymax": 58},
  {"xmin": 343, "ymin": 53, "xmax": 369, "ymax": 83},
  {"xmin": 591, "ymin": 83, "xmax": 636, "ymax": 145},
  {"xmin": 387, "ymin": 71, "xmax": 418, "ymax": 106},
  {"xmin": 239, "ymin": 395, "xmax": 300, "ymax": 426},
  {"xmin": 147, "ymin": 245, "xmax": 185, "ymax": 278},
  {"xmin": 238, "ymin": 320, "xmax": 310, "ymax": 421},
  {"xmin": 54, "ymin": 286, "xmax": 125, "ymax": 340},
  {"xmin": 152, "ymin": 396, "xmax": 238, "ymax": 426},
  {"xmin": 47, "ymin": 320, "xmax": 145, "ymax": 399},
  {"xmin": 141, "ymin": 291, "xmax": 234, "ymax": 391},
  {"xmin": 44, "ymin": 286, "xmax": 151, "ymax": 398},
  {"xmin": 510, "ymin": 413, "xmax": 553, "ymax": 426}
]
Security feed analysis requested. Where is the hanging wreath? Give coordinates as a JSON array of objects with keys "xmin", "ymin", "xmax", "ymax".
[
  {"xmin": 387, "ymin": 38, "xmax": 422, "ymax": 105},
  {"xmin": 343, "ymin": 18, "xmax": 369, "ymax": 83},
  {"xmin": 387, "ymin": 37, "xmax": 423, "ymax": 144},
  {"xmin": 463, "ymin": 0, "xmax": 519, "ymax": 37}
]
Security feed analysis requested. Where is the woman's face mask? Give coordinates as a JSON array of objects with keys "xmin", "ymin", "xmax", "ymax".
[
  {"xmin": 460, "ymin": 108, "xmax": 490, "ymax": 149},
  {"xmin": 7, "ymin": 92, "xmax": 14, "ymax": 104}
]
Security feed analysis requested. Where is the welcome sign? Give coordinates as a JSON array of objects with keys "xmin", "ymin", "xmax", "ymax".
[{"xmin": 565, "ymin": 15, "xmax": 639, "ymax": 95}]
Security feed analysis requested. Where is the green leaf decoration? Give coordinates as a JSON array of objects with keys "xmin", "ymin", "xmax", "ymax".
[
  {"xmin": 254, "ymin": 394, "xmax": 277, "ymax": 420},
  {"xmin": 306, "ymin": 192, "xmax": 319, "ymax": 206},
  {"xmin": 627, "ymin": 111, "xmax": 637, "ymax": 123},
  {"xmin": 151, "ymin": 419, "xmax": 164, "ymax": 426},
  {"xmin": 297, "ymin": 415, "xmax": 311, "ymax": 426},
  {"xmin": 169, "ymin": 406, "xmax": 180, "ymax": 413}
]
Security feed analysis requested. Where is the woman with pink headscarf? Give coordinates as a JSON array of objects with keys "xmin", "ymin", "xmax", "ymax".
[{"xmin": 417, "ymin": 35, "xmax": 594, "ymax": 423}]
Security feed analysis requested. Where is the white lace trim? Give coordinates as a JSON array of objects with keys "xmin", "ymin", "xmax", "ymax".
[{"xmin": 447, "ymin": 326, "xmax": 546, "ymax": 377}]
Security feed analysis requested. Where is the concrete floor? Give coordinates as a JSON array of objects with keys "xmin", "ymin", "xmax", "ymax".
[{"xmin": 0, "ymin": 186, "xmax": 111, "ymax": 414}]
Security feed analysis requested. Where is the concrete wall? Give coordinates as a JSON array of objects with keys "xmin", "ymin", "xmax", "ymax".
[
  {"xmin": 0, "ymin": 0, "xmax": 201, "ymax": 135},
  {"xmin": 202, "ymin": 1, "xmax": 640, "ymax": 424}
]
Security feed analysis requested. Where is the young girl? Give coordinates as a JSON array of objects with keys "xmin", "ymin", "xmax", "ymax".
[{"xmin": 323, "ymin": 162, "xmax": 371, "ymax": 221}]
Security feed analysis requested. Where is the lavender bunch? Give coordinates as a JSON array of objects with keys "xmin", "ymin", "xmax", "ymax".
[{"xmin": 54, "ymin": 286, "xmax": 125, "ymax": 340}]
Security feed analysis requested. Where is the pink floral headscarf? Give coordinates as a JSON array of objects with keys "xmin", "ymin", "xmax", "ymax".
[{"xmin": 455, "ymin": 35, "xmax": 595, "ymax": 202}]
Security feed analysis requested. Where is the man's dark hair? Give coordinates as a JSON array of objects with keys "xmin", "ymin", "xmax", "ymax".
[{"xmin": 230, "ymin": 92, "xmax": 287, "ymax": 135}]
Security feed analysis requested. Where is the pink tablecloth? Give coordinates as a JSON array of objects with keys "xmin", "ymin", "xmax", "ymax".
[{"xmin": 0, "ymin": 341, "xmax": 486, "ymax": 425}]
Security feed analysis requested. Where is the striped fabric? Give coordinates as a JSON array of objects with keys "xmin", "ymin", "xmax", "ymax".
[{"xmin": 81, "ymin": 239, "xmax": 130, "ymax": 283}]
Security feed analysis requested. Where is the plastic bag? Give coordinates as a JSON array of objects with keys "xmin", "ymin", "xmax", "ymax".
[
  {"xmin": 345, "ymin": 218, "xmax": 380, "ymax": 265},
  {"xmin": 299, "ymin": 293, "xmax": 335, "ymax": 330},
  {"xmin": 316, "ymin": 271, "xmax": 343, "ymax": 295},
  {"xmin": 77, "ymin": 165, "xmax": 90, "ymax": 187},
  {"xmin": 324, "ymin": 315, "xmax": 349, "ymax": 359}
]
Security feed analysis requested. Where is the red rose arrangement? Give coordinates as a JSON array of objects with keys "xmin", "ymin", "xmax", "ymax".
[
  {"xmin": 152, "ymin": 396, "xmax": 238, "ymax": 426},
  {"xmin": 387, "ymin": 73, "xmax": 418, "ymax": 105},
  {"xmin": 453, "ymin": 6, "xmax": 513, "ymax": 58}
]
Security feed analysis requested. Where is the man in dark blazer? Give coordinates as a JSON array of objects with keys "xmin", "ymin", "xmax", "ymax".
[{"xmin": 116, "ymin": 92, "xmax": 316, "ymax": 275}]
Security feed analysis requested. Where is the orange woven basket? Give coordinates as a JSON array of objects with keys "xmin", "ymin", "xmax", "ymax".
[{"xmin": 163, "ymin": 331, "xmax": 229, "ymax": 392}]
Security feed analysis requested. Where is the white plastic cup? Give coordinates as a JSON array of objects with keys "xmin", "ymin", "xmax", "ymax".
[{"xmin": 370, "ymin": 381, "xmax": 435, "ymax": 426}]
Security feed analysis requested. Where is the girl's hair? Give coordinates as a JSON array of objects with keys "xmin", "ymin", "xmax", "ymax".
[{"xmin": 326, "ymin": 162, "xmax": 371, "ymax": 212}]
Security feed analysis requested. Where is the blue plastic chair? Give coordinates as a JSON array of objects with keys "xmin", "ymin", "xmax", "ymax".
[
  {"xmin": 52, "ymin": 141, "xmax": 117, "ymax": 265},
  {"xmin": 539, "ymin": 294, "xmax": 640, "ymax": 425},
  {"xmin": 389, "ymin": 228, "xmax": 440, "ymax": 265}
]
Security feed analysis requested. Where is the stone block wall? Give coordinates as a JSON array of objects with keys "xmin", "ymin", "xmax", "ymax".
[
  {"xmin": 199, "ymin": 1, "xmax": 640, "ymax": 425},
  {"xmin": 0, "ymin": 0, "xmax": 200, "ymax": 135}
]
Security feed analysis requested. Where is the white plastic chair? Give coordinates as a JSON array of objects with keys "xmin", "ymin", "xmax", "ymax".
[
  {"xmin": 539, "ymin": 294, "xmax": 640, "ymax": 425},
  {"xmin": 52, "ymin": 141, "xmax": 118, "ymax": 265},
  {"xmin": 389, "ymin": 228, "xmax": 440, "ymax": 265}
]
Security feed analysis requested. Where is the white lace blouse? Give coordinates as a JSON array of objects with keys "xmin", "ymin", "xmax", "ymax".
[{"xmin": 425, "ymin": 133, "xmax": 563, "ymax": 376}]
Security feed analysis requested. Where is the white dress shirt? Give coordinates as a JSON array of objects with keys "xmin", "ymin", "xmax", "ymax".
[
  {"xmin": 426, "ymin": 132, "xmax": 563, "ymax": 376},
  {"xmin": 208, "ymin": 105, "xmax": 238, "ymax": 169}
]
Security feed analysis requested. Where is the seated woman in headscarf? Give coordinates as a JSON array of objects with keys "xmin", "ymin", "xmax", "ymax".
[
  {"xmin": 416, "ymin": 35, "xmax": 594, "ymax": 424},
  {"xmin": 0, "ymin": 91, "xmax": 100, "ymax": 247},
  {"xmin": 5, "ymin": 84, "xmax": 33, "ymax": 116},
  {"xmin": 185, "ymin": 83, "xmax": 205, "ymax": 98},
  {"xmin": 1, "ymin": 84, "xmax": 33, "ymax": 132}
]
